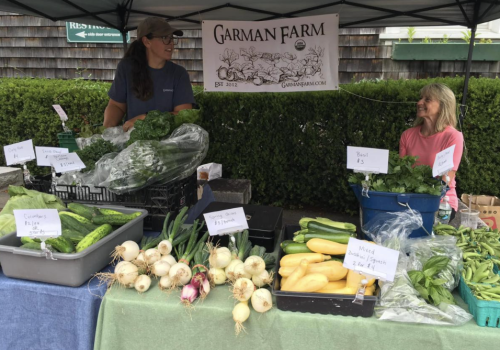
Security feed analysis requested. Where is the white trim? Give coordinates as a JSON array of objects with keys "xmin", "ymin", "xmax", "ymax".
[{"xmin": 380, "ymin": 19, "xmax": 500, "ymax": 40}]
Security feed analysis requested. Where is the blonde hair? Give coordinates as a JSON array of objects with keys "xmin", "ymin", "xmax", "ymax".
[{"xmin": 414, "ymin": 83, "xmax": 457, "ymax": 132}]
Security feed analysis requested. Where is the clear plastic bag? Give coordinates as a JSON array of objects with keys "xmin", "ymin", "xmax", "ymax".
[
  {"xmin": 407, "ymin": 236, "xmax": 463, "ymax": 291},
  {"xmin": 100, "ymin": 124, "xmax": 209, "ymax": 194},
  {"xmin": 76, "ymin": 134, "xmax": 103, "ymax": 150},
  {"xmin": 102, "ymin": 126, "xmax": 131, "ymax": 150},
  {"xmin": 77, "ymin": 152, "xmax": 119, "ymax": 187},
  {"xmin": 364, "ymin": 210, "xmax": 472, "ymax": 326}
]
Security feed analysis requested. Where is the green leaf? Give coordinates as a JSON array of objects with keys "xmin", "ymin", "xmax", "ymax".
[
  {"xmin": 431, "ymin": 278, "xmax": 447, "ymax": 286},
  {"xmin": 408, "ymin": 270, "xmax": 425, "ymax": 285},
  {"xmin": 423, "ymin": 256, "xmax": 450, "ymax": 276},
  {"xmin": 429, "ymin": 285, "xmax": 442, "ymax": 306},
  {"xmin": 414, "ymin": 283, "xmax": 430, "ymax": 301}
]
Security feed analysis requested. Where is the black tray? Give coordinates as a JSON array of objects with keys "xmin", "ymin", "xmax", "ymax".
[
  {"xmin": 26, "ymin": 173, "xmax": 198, "ymax": 231},
  {"xmin": 272, "ymin": 225, "xmax": 377, "ymax": 317},
  {"xmin": 197, "ymin": 202, "xmax": 283, "ymax": 252}
]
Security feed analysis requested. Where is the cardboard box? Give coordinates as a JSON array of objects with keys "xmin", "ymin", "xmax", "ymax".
[{"xmin": 461, "ymin": 194, "xmax": 500, "ymax": 229}]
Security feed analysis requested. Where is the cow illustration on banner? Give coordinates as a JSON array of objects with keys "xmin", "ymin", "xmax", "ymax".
[{"xmin": 202, "ymin": 14, "xmax": 339, "ymax": 92}]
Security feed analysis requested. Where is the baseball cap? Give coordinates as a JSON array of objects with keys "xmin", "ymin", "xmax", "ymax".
[{"xmin": 137, "ymin": 17, "xmax": 183, "ymax": 39}]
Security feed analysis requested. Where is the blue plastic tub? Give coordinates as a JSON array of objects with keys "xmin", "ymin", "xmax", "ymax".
[{"xmin": 350, "ymin": 184, "xmax": 441, "ymax": 238}]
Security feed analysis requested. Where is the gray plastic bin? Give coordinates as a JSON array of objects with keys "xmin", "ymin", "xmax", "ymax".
[{"xmin": 0, "ymin": 205, "xmax": 148, "ymax": 287}]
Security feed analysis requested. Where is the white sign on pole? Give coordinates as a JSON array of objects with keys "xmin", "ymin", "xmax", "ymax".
[
  {"xmin": 35, "ymin": 147, "xmax": 69, "ymax": 167},
  {"xmin": 14, "ymin": 209, "xmax": 62, "ymax": 238},
  {"xmin": 203, "ymin": 207, "xmax": 250, "ymax": 236},
  {"xmin": 52, "ymin": 104, "xmax": 68, "ymax": 121},
  {"xmin": 432, "ymin": 145, "xmax": 455, "ymax": 177},
  {"xmin": 202, "ymin": 14, "xmax": 339, "ymax": 93},
  {"xmin": 4, "ymin": 140, "xmax": 36, "ymax": 165},
  {"xmin": 346, "ymin": 146, "xmax": 389, "ymax": 174},
  {"xmin": 343, "ymin": 238, "xmax": 399, "ymax": 282},
  {"xmin": 49, "ymin": 153, "xmax": 85, "ymax": 173}
]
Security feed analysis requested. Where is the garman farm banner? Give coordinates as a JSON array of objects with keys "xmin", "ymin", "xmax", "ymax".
[{"xmin": 202, "ymin": 14, "xmax": 339, "ymax": 92}]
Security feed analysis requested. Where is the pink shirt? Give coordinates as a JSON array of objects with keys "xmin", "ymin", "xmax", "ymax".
[{"xmin": 399, "ymin": 125, "xmax": 464, "ymax": 210}]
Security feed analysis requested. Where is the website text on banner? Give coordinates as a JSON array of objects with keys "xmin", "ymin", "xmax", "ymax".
[{"xmin": 202, "ymin": 14, "xmax": 339, "ymax": 93}]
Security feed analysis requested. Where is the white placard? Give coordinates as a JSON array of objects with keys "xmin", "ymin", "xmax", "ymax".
[
  {"xmin": 14, "ymin": 209, "xmax": 61, "ymax": 238},
  {"xmin": 432, "ymin": 145, "xmax": 455, "ymax": 177},
  {"xmin": 347, "ymin": 146, "xmax": 389, "ymax": 174},
  {"xmin": 35, "ymin": 147, "xmax": 69, "ymax": 167},
  {"xmin": 343, "ymin": 238, "xmax": 399, "ymax": 282},
  {"xmin": 49, "ymin": 153, "xmax": 85, "ymax": 173},
  {"xmin": 52, "ymin": 104, "xmax": 68, "ymax": 121},
  {"xmin": 202, "ymin": 14, "xmax": 339, "ymax": 92},
  {"xmin": 203, "ymin": 207, "xmax": 250, "ymax": 236},
  {"xmin": 3, "ymin": 140, "xmax": 36, "ymax": 165}
]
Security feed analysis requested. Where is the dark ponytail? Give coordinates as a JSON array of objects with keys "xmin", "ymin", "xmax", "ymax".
[{"xmin": 124, "ymin": 40, "xmax": 153, "ymax": 101}]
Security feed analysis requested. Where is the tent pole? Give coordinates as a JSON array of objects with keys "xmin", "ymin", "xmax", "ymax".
[
  {"xmin": 459, "ymin": 25, "xmax": 476, "ymax": 125},
  {"xmin": 122, "ymin": 31, "xmax": 128, "ymax": 55}
]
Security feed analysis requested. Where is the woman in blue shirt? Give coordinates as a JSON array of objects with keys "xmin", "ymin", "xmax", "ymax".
[{"xmin": 104, "ymin": 17, "xmax": 195, "ymax": 131}]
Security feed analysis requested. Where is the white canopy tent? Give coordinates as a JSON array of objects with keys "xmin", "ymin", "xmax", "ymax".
[{"xmin": 1, "ymin": 0, "xmax": 500, "ymax": 120}]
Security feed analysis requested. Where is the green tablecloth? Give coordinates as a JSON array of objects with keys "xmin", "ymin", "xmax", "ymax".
[{"xmin": 94, "ymin": 283, "xmax": 498, "ymax": 350}]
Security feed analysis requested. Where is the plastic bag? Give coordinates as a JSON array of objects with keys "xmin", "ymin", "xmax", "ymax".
[
  {"xmin": 407, "ymin": 236, "xmax": 463, "ymax": 291},
  {"xmin": 100, "ymin": 124, "xmax": 209, "ymax": 194},
  {"xmin": 364, "ymin": 210, "xmax": 472, "ymax": 326},
  {"xmin": 76, "ymin": 134, "xmax": 103, "ymax": 150},
  {"xmin": 102, "ymin": 126, "xmax": 131, "ymax": 150},
  {"xmin": 77, "ymin": 152, "xmax": 119, "ymax": 187}
]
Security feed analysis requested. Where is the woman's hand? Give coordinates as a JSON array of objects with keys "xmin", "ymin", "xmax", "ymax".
[{"xmin": 123, "ymin": 114, "xmax": 147, "ymax": 132}]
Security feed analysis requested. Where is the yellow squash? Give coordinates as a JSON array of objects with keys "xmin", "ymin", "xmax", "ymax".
[
  {"xmin": 280, "ymin": 253, "xmax": 331, "ymax": 267},
  {"xmin": 279, "ymin": 261, "xmax": 348, "ymax": 281},
  {"xmin": 281, "ymin": 259, "xmax": 308, "ymax": 291},
  {"xmin": 306, "ymin": 238, "xmax": 347, "ymax": 255},
  {"xmin": 288, "ymin": 273, "xmax": 329, "ymax": 293}
]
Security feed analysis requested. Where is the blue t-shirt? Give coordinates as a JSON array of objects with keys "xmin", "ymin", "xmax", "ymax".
[{"xmin": 108, "ymin": 58, "xmax": 195, "ymax": 121}]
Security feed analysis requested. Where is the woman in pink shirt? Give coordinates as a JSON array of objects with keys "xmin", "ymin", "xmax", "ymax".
[{"xmin": 399, "ymin": 83, "xmax": 464, "ymax": 220}]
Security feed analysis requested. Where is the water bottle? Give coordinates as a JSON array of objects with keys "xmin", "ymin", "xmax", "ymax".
[{"xmin": 436, "ymin": 196, "xmax": 452, "ymax": 224}]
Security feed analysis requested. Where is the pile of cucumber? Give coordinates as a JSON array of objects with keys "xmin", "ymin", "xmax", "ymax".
[{"xmin": 20, "ymin": 203, "xmax": 142, "ymax": 254}]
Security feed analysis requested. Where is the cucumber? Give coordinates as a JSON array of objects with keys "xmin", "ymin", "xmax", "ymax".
[
  {"xmin": 60, "ymin": 214, "xmax": 93, "ymax": 234},
  {"xmin": 75, "ymin": 224, "xmax": 113, "ymax": 253},
  {"xmin": 98, "ymin": 208, "xmax": 125, "ymax": 215},
  {"xmin": 91, "ymin": 212, "xmax": 141, "ymax": 226},
  {"xmin": 19, "ymin": 242, "xmax": 55, "ymax": 252},
  {"xmin": 67, "ymin": 203, "xmax": 95, "ymax": 220},
  {"xmin": 46, "ymin": 236, "xmax": 75, "ymax": 253},
  {"xmin": 60, "ymin": 211, "xmax": 99, "ymax": 231},
  {"xmin": 62, "ymin": 229, "xmax": 86, "ymax": 244},
  {"xmin": 283, "ymin": 242, "xmax": 313, "ymax": 254},
  {"xmin": 21, "ymin": 237, "xmax": 41, "ymax": 244}
]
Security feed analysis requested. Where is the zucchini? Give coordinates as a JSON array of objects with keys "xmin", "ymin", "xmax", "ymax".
[
  {"xmin": 91, "ymin": 212, "xmax": 141, "ymax": 226},
  {"xmin": 283, "ymin": 242, "xmax": 313, "ymax": 254},
  {"xmin": 280, "ymin": 240, "xmax": 296, "ymax": 250},
  {"xmin": 60, "ymin": 211, "xmax": 99, "ymax": 231},
  {"xmin": 67, "ymin": 203, "xmax": 95, "ymax": 220},
  {"xmin": 62, "ymin": 229, "xmax": 86, "ymax": 244},
  {"xmin": 46, "ymin": 236, "xmax": 75, "ymax": 253},
  {"xmin": 307, "ymin": 221, "xmax": 356, "ymax": 235},
  {"xmin": 294, "ymin": 231, "xmax": 356, "ymax": 244},
  {"xmin": 75, "ymin": 224, "xmax": 113, "ymax": 253},
  {"xmin": 60, "ymin": 214, "xmax": 92, "ymax": 235},
  {"xmin": 98, "ymin": 208, "xmax": 125, "ymax": 215}
]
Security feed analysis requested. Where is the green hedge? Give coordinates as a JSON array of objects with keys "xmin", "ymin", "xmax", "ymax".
[{"xmin": 1, "ymin": 76, "xmax": 499, "ymax": 212}]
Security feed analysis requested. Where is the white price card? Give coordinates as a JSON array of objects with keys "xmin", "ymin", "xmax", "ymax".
[
  {"xmin": 35, "ymin": 147, "xmax": 69, "ymax": 167},
  {"xmin": 52, "ymin": 104, "xmax": 68, "ymax": 121},
  {"xmin": 347, "ymin": 146, "xmax": 389, "ymax": 174},
  {"xmin": 432, "ymin": 145, "xmax": 455, "ymax": 177},
  {"xmin": 343, "ymin": 238, "xmax": 399, "ymax": 282},
  {"xmin": 3, "ymin": 140, "xmax": 36, "ymax": 165},
  {"xmin": 203, "ymin": 207, "xmax": 249, "ymax": 236},
  {"xmin": 49, "ymin": 153, "xmax": 85, "ymax": 173},
  {"xmin": 14, "ymin": 209, "xmax": 61, "ymax": 238}
]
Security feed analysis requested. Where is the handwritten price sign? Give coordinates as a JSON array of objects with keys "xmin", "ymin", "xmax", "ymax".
[
  {"xmin": 203, "ymin": 207, "xmax": 249, "ymax": 236},
  {"xmin": 49, "ymin": 153, "xmax": 85, "ymax": 173},
  {"xmin": 347, "ymin": 146, "xmax": 389, "ymax": 174},
  {"xmin": 14, "ymin": 209, "xmax": 61, "ymax": 238},
  {"xmin": 3, "ymin": 140, "xmax": 36, "ymax": 165},
  {"xmin": 432, "ymin": 145, "xmax": 455, "ymax": 177}
]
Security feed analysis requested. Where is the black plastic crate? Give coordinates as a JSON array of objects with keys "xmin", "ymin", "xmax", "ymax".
[
  {"xmin": 272, "ymin": 225, "xmax": 377, "ymax": 317},
  {"xmin": 26, "ymin": 173, "xmax": 198, "ymax": 231},
  {"xmin": 196, "ymin": 202, "xmax": 283, "ymax": 252}
]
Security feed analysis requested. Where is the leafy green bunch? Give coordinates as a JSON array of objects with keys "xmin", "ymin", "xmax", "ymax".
[
  {"xmin": 348, "ymin": 151, "xmax": 443, "ymax": 196},
  {"xmin": 127, "ymin": 109, "xmax": 200, "ymax": 146},
  {"xmin": 408, "ymin": 256, "xmax": 456, "ymax": 306},
  {"xmin": 76, "ymin": 138, "xmax": 117, "ymax": 172}
]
